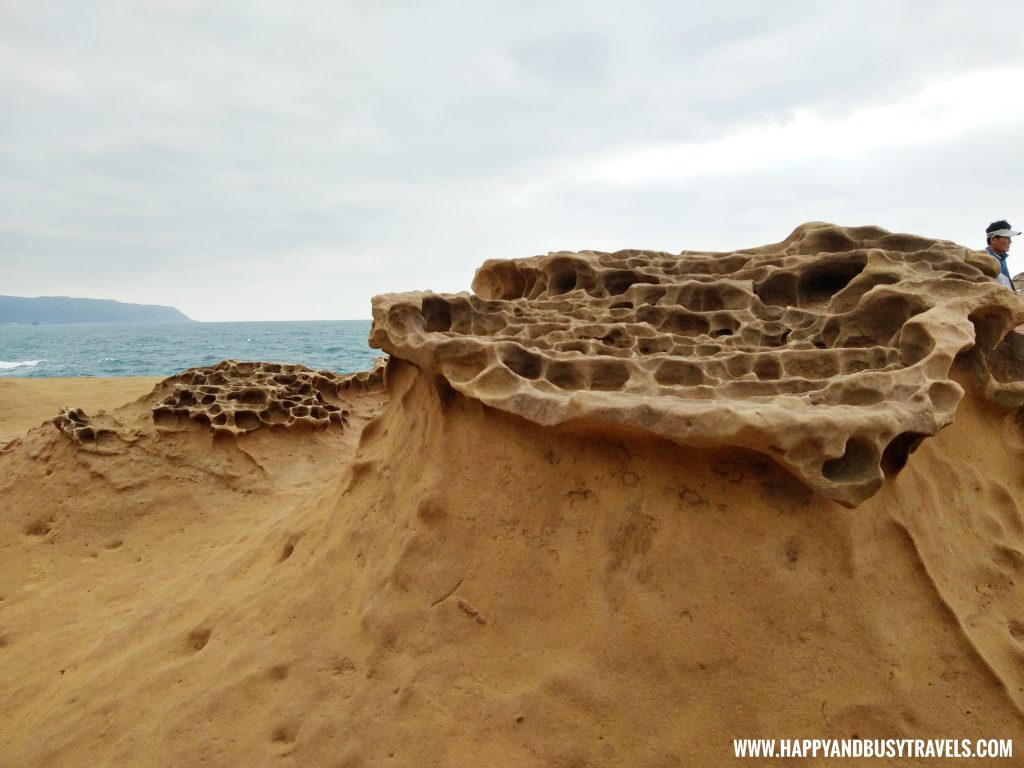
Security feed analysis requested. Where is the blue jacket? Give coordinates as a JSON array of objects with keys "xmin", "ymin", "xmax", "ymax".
[{"xmin": 987, "ymin": 247, "xmax": 1015, "ymax": 289}]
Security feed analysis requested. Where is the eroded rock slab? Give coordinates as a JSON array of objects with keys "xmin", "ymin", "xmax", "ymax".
[
  {"xmin": 53, "ymin": 407, "xmax": 136, "ymax": 453},
  {"xmin": 370, "ymin": 222, "xmax": 1024, "ymax": 506},
  {"xmin": 151, "ymin": 360, "xmax": 383, "ymax": 434}
]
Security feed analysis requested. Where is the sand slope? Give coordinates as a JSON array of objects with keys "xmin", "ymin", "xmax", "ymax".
[{"xmin": 0, "ymin": 359, "xmax": 1022, "ymax": 766}]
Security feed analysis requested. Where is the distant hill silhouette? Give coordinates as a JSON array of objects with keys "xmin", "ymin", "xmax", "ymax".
[{"xmin": 0, "ymin": 295, "xmax": 192, "ymax": 324}]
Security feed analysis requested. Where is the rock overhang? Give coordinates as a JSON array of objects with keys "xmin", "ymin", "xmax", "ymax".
[{"xmin": 369, "ymin": 223, "xmax": 1024, "ymax": 507}]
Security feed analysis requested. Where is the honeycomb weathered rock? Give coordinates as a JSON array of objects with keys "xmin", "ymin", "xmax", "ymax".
[
  {"xmin": 53, "ymin": 407, "xmax": 134, "ymax": 453},
  {"xmin": 151, "ymin": 360, "xmax": 379, "ymax": 434},
  {"xmin": 337, "ymin": 356, "xmax": 388, "ymax": 394},
  {"xmin": 369, "ymin": 222, "xmax": 1024, "ymax": 507}
]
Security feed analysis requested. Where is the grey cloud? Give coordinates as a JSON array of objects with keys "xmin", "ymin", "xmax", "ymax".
[{"xmin": 2, "ymin": 0, "xmax": 1024, "ymax": 319}]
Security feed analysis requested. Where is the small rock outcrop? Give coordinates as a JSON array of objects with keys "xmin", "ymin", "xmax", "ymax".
[
  {"xmin": 370, "ymin": 222, "xmax": 1024, "ymax": 506},
  {"xmin": 151, "ymin": 360, "xmax": 382, "ymax": 435},
  {"xmin": 52, "ymin": 407, "xmax": 134, "ymax": 453}
]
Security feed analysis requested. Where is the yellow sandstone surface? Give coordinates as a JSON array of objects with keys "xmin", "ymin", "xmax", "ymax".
[{"xmin": 1, "ymin": 224, "xmax": 1023, "ymax": 767}]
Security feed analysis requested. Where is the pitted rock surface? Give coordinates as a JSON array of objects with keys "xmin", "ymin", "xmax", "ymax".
[
  {"xmin": 370, "ymin": 222, "xmax": 1024, "ymax": 507},
  {"xmin": 53, "ymin": 407, "xmax": 134, "ymax": 453},
  {"xmin": 338, "ymin": 356, "xmax": 388, "ymax": 394},
  {"xmin": 151, "ymin": 360, "xmax": 374, "ymax": 434}
]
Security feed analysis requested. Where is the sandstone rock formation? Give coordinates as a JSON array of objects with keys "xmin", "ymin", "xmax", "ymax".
[
  {"xmin": 150, "ymin": 359, "xmax": 383, "ymax": 434},
  {"xmin": 52, "ymin": 407, "xmax": 136, "ymax": 453},
  {"xmin": 371, "ymin": 222, "xmax": 1024, "ymax": 506},
  {"xmin": 4, "ymin": 225, "xmax": 1024, "ymax": 767}
]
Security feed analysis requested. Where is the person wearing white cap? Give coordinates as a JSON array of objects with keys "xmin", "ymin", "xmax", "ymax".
[{"xmin": 985, "ymin": 219, "xmax": 1020, "ymax": 289}]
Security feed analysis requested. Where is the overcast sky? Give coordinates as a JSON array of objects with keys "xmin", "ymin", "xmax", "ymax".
[{"xmin": 3, "ymin": 0, "xmax": 1023, "ymax": 321}]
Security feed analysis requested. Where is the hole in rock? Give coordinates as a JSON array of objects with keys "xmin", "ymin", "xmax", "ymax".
[
  {"xmin": 233, "ymin": 410, "xmax": 261, "ymax": 430},
  {"xmin": 186, "ymin": 628, "xmax": 212, "ymax": 652},
  {"xmin": 421, "ymin": 296, "xmax": 453, "ymax": 333},
  {"xmin": 797, "ymin": 256, "xmax": 866, "ymax": 306},
  {"xmin": 605, "ymin": 270, "xmax": 655, "ymax": 296},
  {"xmin": 501, "ymin": 346, "xmax": 544, "ymax": 380},
  {"xmin": 784, "ymin": 353, "xmax": 840, "ymax": 380},
  {"xmin": 822, "ymin": 438, "xmax": 877, "ymax": 484},
  {"xmin": 152, "ymin": 408, "xmax": 178, "ymax": 428},
  {"xmin": 762, "ymin": 330, "xmax": 790, "ymax": 348},
  {"xmin": 881, "ymin": 432, "xmax": 926, "ymax": 476},
  {"xmin": 95, "ymin": 431, "xmax": 120, "ymax": 449},
  {"xmin": 897, "ymin": 323, "xmax": 936, "ymax": 366},
  {"xmin": 664, "ymin": 311, "xmax": 710, "ymax": 337},
  {"xmin": 987, "ymin": 330, "xmax": 1024, "ymax": 383},
  {"xmin": 753, "ymin": 357, "xmax": 782, "ymax": 380},
  {"xmin": 676, "ymin": 284, "xmax": 725, "ymax": 311},
  {"xmin": 600, "ymin": 328, "xmax": 634, "ymax": 349},
  {"xmin": 928, "ymin": 382, "xmax": 961, "ymax": 413},
  {"xmin": 588, "ymin": 362, "xmax": 630, "ymax": 391},
  {"xmin": 279, "ymin": 534, "xmax": 300, "ymax": 563},
  {"xmin": 638, "ymin": 337, "xmax": 671, "ymax": 355},
  {"xmin": 546, "ymin": 361, "xmax": 586, "ymax": 390},
  {"xmin": 472, "ymin": 262, "xmax": 528, "ymax": 300},
  {"xmin": 754, "ymin": 273, "xmax": 798, "ymax": 308},
  {"xmin": 549, "ymin": 265, "xmax": 579, "ymax": 295},
  {"xmin": 841, "ymin": 295, "xmax": 922, "ymax": 347},
  {"xmin": 433, "ymin": 375, "xmax": 459, "ymax": 408},
  {"xmin": 654, "ymin": 359, "xmax": 704, "ymax": 387},
  {"xmin": 230, "ymin": 388, "xmax": 268, "ymax": 406}
]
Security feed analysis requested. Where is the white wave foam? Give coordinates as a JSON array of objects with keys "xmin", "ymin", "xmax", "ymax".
[{"xmin": 0, "ymin": 359, "xmax": 44, "ymax": 370}]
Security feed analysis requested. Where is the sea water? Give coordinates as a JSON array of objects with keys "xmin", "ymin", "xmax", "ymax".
[{"xmin": 0, "ymin": 320, "xmax": 378, "ymax": 378}]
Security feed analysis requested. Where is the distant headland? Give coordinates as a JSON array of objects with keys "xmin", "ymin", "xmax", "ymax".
[{"xmin": 0, "ymin": 295, "xmax": 192, "ymax": 324}]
